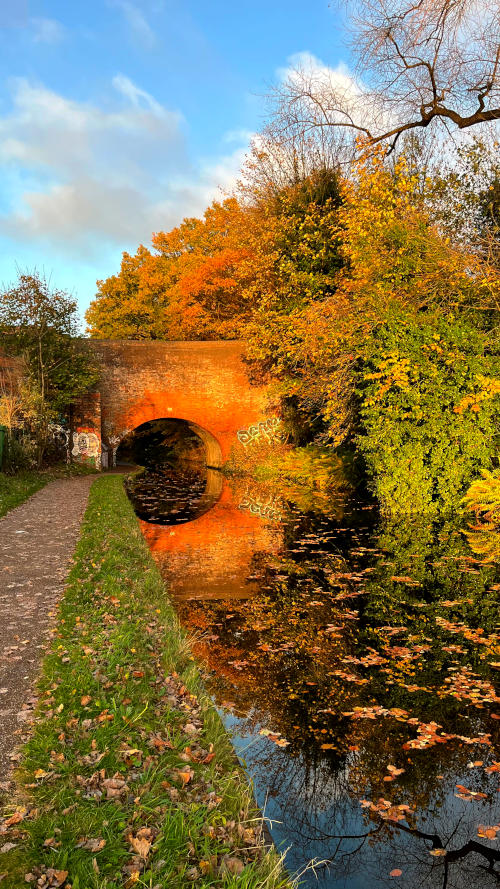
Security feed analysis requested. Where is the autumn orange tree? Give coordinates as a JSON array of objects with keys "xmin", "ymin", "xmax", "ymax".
[{"xmin": 86, "ymin": 198, "xmax": 255, "ymax": 340}]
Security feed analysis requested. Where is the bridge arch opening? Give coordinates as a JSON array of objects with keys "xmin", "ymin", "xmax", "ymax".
[
  {"xmin": 117, "ymin": 418, "xmax": 224, "ymax": 526},
  {"xmin": 116, "ymin": 418, "xmax": 223, "ymax": 470}
]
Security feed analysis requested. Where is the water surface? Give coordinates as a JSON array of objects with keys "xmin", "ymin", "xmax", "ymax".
[{"xmin": 128, "ymin": 466, "xmax": 500, "ymax": 889}]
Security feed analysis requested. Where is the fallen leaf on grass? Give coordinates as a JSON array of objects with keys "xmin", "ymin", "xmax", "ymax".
[
  {"xmin": 77, "ymin": 837, "xmax": 106, "ymax": 852},
  {"xmin": 176, "ymin": 768, "xmax": 194, "ymax": 786},
  {"xmin": 1, "ymin": 811, "xmax": 24, "ymax": 830},
  {"xmin": 80, "ymin": 695, "xmax": 92, "ymax": 707},
  {"xmin": 221, "ymin": 856, "xmax": 245, "ymax": 875},
  {"xmin": 127, "ymin": 831, "xmax": 152, "ymax": 859},
  {"xmin": 102, "ymin": 775, "xmax": 128, "ymax": 799}
]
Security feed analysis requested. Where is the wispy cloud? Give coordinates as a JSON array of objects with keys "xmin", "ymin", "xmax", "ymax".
[
  {"xmin": 110, "ymin": 0, "xmax": 156, "ymax": 49},
  {"xmin": 112, "ymin": 74, "xmax": 164, "ymax": 114},
  {"xmin": 30, "ymin": 17, "xmax": 66, "ymax": 45}
]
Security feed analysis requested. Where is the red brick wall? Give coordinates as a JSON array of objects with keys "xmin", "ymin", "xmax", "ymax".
[{"xmin": 88, "ymin": 340, "xmax": 270, "ymax": 465}]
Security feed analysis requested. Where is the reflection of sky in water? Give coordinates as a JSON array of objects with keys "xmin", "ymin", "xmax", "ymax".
[
  {"xmin": 223, "ymin": 712, "xmax": 500, "ymax": 889},
  {"xmin": 130, "ymin": 467, "xmax": 500, "ymax": 889}
]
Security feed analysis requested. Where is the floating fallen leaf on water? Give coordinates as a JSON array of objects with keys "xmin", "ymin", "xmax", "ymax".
[
  {"xmin": 390, "ymin": 869, "xmax": 403, "ymax": 877},
  {"xmin": 477, "ymin": 824, "xmax": 500, "ymax": 840},
  {"xmin": 390, "ymin": 576, "xmax": 420, "ymax": 585},
  {"xmin": 455, "ymin": 784, "xmax": 488, "ymax": 801},
  {"xmin": 274, "ymin": 738, "xmax": 289, "ymax": 747},
  {"xmin": 387, "ymin": 764, "xmax": 404, "ymax": 773},
  {"xmin": 320, "ymin": 743, "xmax": 335, "ymax": 750},
  {"xmin": 429, "ymin": 848, "xmax": 447, "ymax": 857}
]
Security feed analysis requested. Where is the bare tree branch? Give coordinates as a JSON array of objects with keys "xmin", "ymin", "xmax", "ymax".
[{"xmin": 274, "ymin": 0, "xmax": 500, "ymax": 155}]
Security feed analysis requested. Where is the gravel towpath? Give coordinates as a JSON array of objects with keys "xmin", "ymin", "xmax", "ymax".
[{"xmin": 0, "ymin": 475, "xmax": 96, "ymax": 786}]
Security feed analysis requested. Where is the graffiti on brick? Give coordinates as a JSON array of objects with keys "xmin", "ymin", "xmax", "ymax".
[
  {"xmin": 71, "ymin": 430, "xmax": 100, "ymax": 459},
  {"xmin": 49, "ymin": 423, "xmax": 70, "ymax": 459},
  {"xmin": 107, "ymin": 434, "xmax": 121, "ymax": 467},
  {"xmin": 237, "ymin": 417, "xmax": 285, "ymax": 446}
]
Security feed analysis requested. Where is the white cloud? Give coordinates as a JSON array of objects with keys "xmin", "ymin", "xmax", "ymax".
[
  {"xmin": 278, "ymin": 51, "xmax": 387, "ymax": 140},
  {"xmin": 0, "ymin": 77, "xmax": 250, "ymax": 257},
  {"xmin": 30, "ymin": 17, "xmax": 66, "ymax": 44},
  {"xmin": 112, "ymin": 74, "xmax": 164, "ymax": 115},
  {"xmin": 110, "ymin": 0, "xmax": 156, "ymax": 49},
  {"xmin": 279, "ymin": 52, "xmax": 360, "ymax": 95}
]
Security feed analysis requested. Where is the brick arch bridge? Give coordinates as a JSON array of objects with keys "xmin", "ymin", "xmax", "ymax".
[{"xmin": 73, "ymin": 341, "xmax": 274, "ymax": 469}]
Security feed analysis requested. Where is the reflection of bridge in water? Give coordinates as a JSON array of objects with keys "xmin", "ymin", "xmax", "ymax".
[{"xmin": 140, "ymin": 477, "xmax": 282, "ymax": 601}]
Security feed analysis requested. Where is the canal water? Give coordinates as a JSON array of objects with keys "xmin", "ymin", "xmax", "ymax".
[{"xmin": 126, "ymin": 464, "xmax": 500, "ymax": 889}]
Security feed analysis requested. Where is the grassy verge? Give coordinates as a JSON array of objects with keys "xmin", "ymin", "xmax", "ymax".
[
  {"xmin": 0, "ymin": 476, "xmax": 289, "ymax": 889},
  {"xmin": 0, "ymin": 464, "xmax": 98, "ymax": 518}
]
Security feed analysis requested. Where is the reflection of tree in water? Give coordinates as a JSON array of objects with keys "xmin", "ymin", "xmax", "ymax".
[
  {"xmin": 176, "ymin": 501, "xmax": 500, "ymax": 888},
  {"xmin": 239, "ymin": 732, "xmax": 500, "ymax": 888}
]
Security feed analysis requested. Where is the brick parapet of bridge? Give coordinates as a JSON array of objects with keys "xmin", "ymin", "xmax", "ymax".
[{"xmin": 82, "ymin": 339, "xmax": 271, "ymax": 464}]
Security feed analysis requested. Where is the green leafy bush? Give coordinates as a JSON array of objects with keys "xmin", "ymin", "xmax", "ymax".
[{"xmin": 357, "ymin": 309, "xmax": 500, "ymax": 514}]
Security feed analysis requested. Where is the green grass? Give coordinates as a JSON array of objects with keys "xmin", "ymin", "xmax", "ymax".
[
  {"xmin": 0, "ymin": 464, "xmax": 98, "ymax": 518},
  {"xmin": 0, "ymin": 476, "xmax": 289, "ymax": 889}
]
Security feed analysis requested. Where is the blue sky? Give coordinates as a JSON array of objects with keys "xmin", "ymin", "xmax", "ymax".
[{"xmin": 0, "ymin": 0, "xmax": 350, "ymax": 320}]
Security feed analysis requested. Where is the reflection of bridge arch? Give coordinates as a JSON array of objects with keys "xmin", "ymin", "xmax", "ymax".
[{"xmin": 118, "ymin": 417, "xmax": 225, "ymax": 525}]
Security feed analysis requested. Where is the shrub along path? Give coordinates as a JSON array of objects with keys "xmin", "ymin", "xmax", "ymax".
[{"xmin": 0, "ymin": 475, "xmax": 96, "ymax": 786}]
